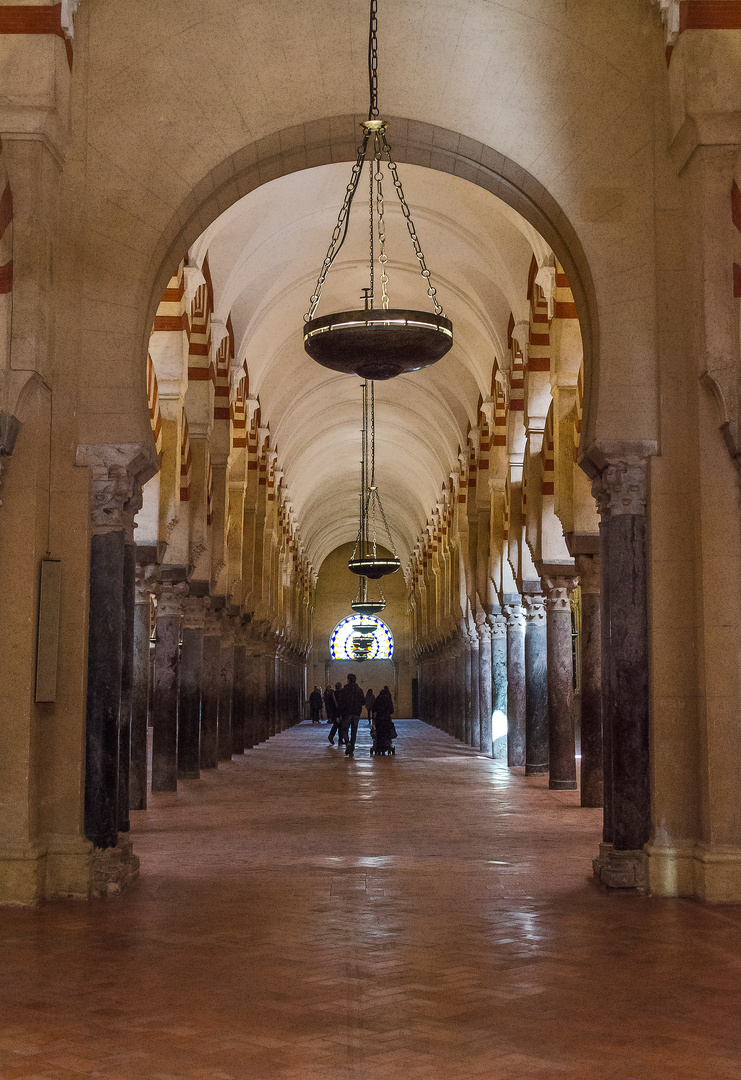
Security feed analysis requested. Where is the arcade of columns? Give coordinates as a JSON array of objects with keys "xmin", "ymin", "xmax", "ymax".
[
  {"xmin": 82, "ymin": 256, "xmax": 315, "ymax": 870},
  {"xmin": 410, "ymin": 262, "xmax": 610, "ymax": 823}
]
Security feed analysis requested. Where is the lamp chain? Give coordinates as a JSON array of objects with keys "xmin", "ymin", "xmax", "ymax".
[{"xmin": 368, "ymin": 0, "xmax": 378, "ymax": 120}]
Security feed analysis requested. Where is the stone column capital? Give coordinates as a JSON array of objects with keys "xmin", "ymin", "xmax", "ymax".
[
  {"xmin": 155, "ymin": 580, "xmax": 188, "ymax": 619},
  {"xmin": 503, "ymin": 602, "xmax": 524, "ymax": 629},
  {"xmin": 488, "ymin": 612, "xmax": 508, "ymax": 638},
  {"xmin": 574, "ymin": 552, "xmax": 601, "ymax": 594},
  {"xmin": 181, "ymin": 595, "xmax": 208, "ymax": 631},
  {"xmin": 134, "ymin": 563, "xmax": 159, "ymax": 604},
  {"xmin": 76, "ymin": 443, "xmax": 157, "ymax": 535},
  {"xmin": 584, "ymin": 449, "xmax": 654, "ymax": 520},
  {"xmin": 543, "ymin": 576, "xmax": 579, "ymax": 612},
  {"xmin": 522, "ymin": 593, "xmax": 546, "ymax": 623},
  {"xmin": 476, "ymin": 618, "xmax": 492, "ymax": 643}
]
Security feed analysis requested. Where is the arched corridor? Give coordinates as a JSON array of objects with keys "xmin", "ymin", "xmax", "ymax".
[{"xmin": 1, "ymin": 719, "xmax": 739, "ymax": 1079}]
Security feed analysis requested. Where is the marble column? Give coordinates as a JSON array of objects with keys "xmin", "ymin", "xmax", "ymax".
[
  {"xmin": 118, "ymin": 540, "xmax": 137, "ymax": 833},
  {"xmin": 232, "ymin": 622, "xmax": 247, "ymax": 754},
  {"xmin": 244, "ymin": 648, "xmax": 260, "ymax": 750},
  {"xmin": 468, "ymin": 632, "xmax": 480, "ymax": 747},
  {"xmin": 504, "ymin": 602, "xmax": 526, "ymax": 767},
  {"xmin": 490, "ymin": 612, "xmax": 508, "ymax": 759},
  {"xmin": 130, "ymin": 567, "xmax": 153, "ymax": 810},
  {"xmin": 84, "ymin": 471, "xmax": 128, "ymax": 848},
  {"xmin": 456, "ymin": 642, "xmax": 467, "ymax": 743},
  {"xmin": 463, "ymin": 635, "xmax": 474, "ymax": 745},
  {"xmin": 592, "ymin": 457, "xmax": 651, "ymax": 886},
  {"xmin": 543, "ymin": 576, "xmax": 578, "ymax": 790},
  {"xmin": 477, "ymin": 617, "xmax": 493, "ymax": 755},
  {"xmin": 178, "ymin": 596, "xmax": 206, "ymax": 779},
  {"xmin": 200, "ymin": 610, "xmax": 221, "ymax": 769},
  {"xmin": 152, "ymin": 582, "xmax": 186, "ymax": 792},
  {"xmin": 576, "ymin": 554, "xmax": 603, "ymax": 808},
  {"xmin": 217, "ymin": 616, "xmax": 236, "ymax": 761},
  {"xmin": 523, "ymin": 593, "xmax": 548, "ymax": 775}
]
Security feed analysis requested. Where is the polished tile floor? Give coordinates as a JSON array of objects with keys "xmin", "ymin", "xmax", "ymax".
[{"xmin": 2, "ymin": 720, "xmax": 741, "ymax": 1080}]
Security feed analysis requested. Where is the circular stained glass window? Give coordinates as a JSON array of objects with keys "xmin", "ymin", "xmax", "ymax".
[{"xmin": 330, "ymin": 614, "xmax": 394, "ymax": 661}]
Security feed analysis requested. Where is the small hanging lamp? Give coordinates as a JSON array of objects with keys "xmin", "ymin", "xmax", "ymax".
[
  {"xmin": 349, "ymin": 380, "xmax": 400, "ymax": 579},
  {"xmin": 351, "ymin": 575, "xmax": 386, "ymax": 616},
  {"xmin": 302, "ymin": 0, "xmax": 453, "ymax": 381}
]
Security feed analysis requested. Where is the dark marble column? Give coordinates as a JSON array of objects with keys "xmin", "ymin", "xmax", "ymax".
[
  {"xmin": 130, "ymin": 567, "xmax": 153, "ymax": 810},
  {"xmin": 83, "ymin": 464, "xmax": 142, "ymax": 849},
  {"xmin": 504, "ymin": 601, "xmax": 526, "ymax": 766},
  {"xmin": 523, "ymin": 593, "xmax": 548, "ymax": 775},
  {"xmin": 468, "ymin": 632, "xmax": 480, "ymax": 747},
  {"xmin": 178, "ymin": 596, "xmax": 206, "ymax": 779},
  {"xmin": 576, "ymin": 554, "xmax": 603, "ymax": 808},
  {"xmin": 200, "ymin": 611, "xmax": 221, "ymax": 769},
  {"xmin": 243, "ymin": 648, "xmax": 259, "ymax": 750},
  {"xmin": 84, "ymin": 528, "xmax": 125, "ymax": 849},
  {"xmin": 118, "ymin": 541, "xmax": 137, "ymax": 833},
  {"xmin": 591, "ymin": 457, "xmax": 651, "ymax": 887},
  {"xmin": 232, "ymin": 624, "xmax": 247, "ymax": 754},
  {"xmin": 455, "ymin": 642, "xmax": 467, "ymax": 743},
  {"xmin": 490, "ymin": 612, "xmax": 508, "ymax": 759},
  {"xmin": 477, "ymin": 617, "xmax": 493, "ymax": 754},
  {"xmin": 217, "ymin": 616, "xmax": 235, "ymax": 761},
  {"xmin": 463, "ymin": 635, "xmax": 474, "ymax": 745},
  {"xmin": 543, "ymin": 576, "xmax": 578, "ymax": 791},
  {"xmin": 152, "ymin": 582, "xmax": 186, "ymax": 792},
  {"xmin": 266, "ymin": 651, "xmax": 277, "ymax": 737}
]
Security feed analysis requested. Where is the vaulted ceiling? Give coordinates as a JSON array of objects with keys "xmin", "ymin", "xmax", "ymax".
[{"xmin": 190, "ymin": 159, "xmax": 549, "ymax": 570}]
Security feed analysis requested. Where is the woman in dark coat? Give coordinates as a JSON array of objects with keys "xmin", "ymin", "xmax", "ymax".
[
  {"xmin": 364, "ymin": 687, "xmax": 375, "ymax": 726},
  {"xmin": 373, "ymin": 686, "xmax": 395, "ymax": 745}
]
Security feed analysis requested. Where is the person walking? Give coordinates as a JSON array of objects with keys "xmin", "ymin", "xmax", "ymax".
[
  {"xmin": 327, "ymin": 681, "xmax": 345, "ymax": 745},
  {"xmin": 364, "ymin": 687, "xmax": 375, "ymax": 727},
  {"xmin": 373, "ymin": 685, "xmax": 396, "ymax": 751},
  {"xmin": 309, "ymin": 685, "xmax": 324, "ymax": 724},
  {"xmin": 336, "ymin": 673, "xmax": 366, "ymax": 757}
]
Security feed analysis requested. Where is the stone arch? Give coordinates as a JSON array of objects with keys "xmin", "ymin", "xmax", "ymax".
[{"xmin": 142, "ymin": 115, "xmax": 600, "ymax": 457}]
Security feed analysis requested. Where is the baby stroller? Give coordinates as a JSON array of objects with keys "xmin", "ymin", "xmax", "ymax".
[{"xmin": 370, "ymin": 715, "xmax": 397, "ymax": 755}]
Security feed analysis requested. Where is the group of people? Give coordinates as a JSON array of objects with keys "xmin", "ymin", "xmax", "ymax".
[{"xmin": 308, "ymin": 676, "xmax": 395, "ymax": 758}]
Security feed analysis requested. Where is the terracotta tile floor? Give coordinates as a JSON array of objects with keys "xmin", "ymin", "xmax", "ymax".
[{"xmin": 2, "ymin": 720, "xmax": 741, "ymax": 1080}]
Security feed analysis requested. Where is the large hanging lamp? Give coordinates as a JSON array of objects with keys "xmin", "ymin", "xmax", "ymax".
[
  {"xmin": 349, "ymin": 380, "xmax": 401, "ymax": 579},
  {"xmin": 351, "ymin": 575, "xmax": 386, "ymax": 616},
  {"xmin": 302, "ymin": 0, "xmax": 453, "ymax": 381}
]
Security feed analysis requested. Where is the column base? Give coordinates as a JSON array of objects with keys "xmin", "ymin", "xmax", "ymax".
[
  {"xmin": 646, "ymin": 841, "xmax": 741, "ymax": 902},
  {"xmin": 525, "ymin": 763, "xmax": 549, "ymax": 775},
  {"xmin": 90, "ymin": 837, "xmax": 140, "ymax": 898},
  {"xmin": 593, "ymin": 843, "xmax": 647, "ymax": 890},
  {"xmin": 0, "ymin": 836, "xmax": 95, "ymax": 905},
  {"xmin": 549, "ymin": 779, "xmax": 577, "ymax": 790}
]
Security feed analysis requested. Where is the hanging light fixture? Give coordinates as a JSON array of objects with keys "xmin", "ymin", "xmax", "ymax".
[
  {"xmin": 351, "ymin": 575, "xmax": 386, "ymax": 616},
  {"xmin": 349, "ymin": 380, "xmax": 400, "ymax": 579},
  {"xmin": 302, "ymin": 0, "xmax": 453, "ymax": 381}
]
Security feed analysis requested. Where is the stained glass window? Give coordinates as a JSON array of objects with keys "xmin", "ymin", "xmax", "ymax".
[{"xmin": 330, "ymin": 614, "xmax": 394, "ymax": 661}]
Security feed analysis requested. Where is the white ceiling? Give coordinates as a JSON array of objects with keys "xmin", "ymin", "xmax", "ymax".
[{"xmin": 191, "ymin": 159, "xmax": 548, "ymax": 570}]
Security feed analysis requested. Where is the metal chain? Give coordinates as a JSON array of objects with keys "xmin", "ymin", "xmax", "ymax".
[
  {"xmin": 369, "ymin": 145, "xmax": 374, "ymax": 305},
  {"xmin": 368, "ymin": 0, "xmax": 378, "ymax": 120},
  {"xmin": 304, "ymin": 133, "xmax": 369, "ymax": 321},
  {"xmin": 374, "ymin": 134, "xmax": 390, "ymax": 309},
  {"xmin": 381, "ymin": 130, "xmax": 444, "ymax": 316}
]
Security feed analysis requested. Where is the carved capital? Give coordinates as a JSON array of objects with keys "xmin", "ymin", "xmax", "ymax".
[
  {"xmin": 155, "ymin": 581, "xmax": 188, "ymax": 619},
  {"xmin": 476, "ymin": 619, "xmax": 492, "ymax": 643},
  {"xmin": 591, "ymin": 458, "xmax": 647, "ymax": 519},
  {"xmin": 488, "ymin": 612, "xmax": 508, "ymax": 639},
  {"xmin": 522, "ymin": 594, "xmax": 546, "ymax": 624},
  {"xmin": 134, "ymin": 563, "xmax": 159, "ymax": 604},
  {"xmin": 90, "ymin": 465, "xmax": 136, "ymax": 531},
  {"xmin": 503, "ymin": 602, "xmax": 524, "ymax": 630},
  {"xmin": 181, "ymin": 595, "xmax": 208, "ymax": 631},
  {"xmin": 574, "ymin": 553, "xmax": 601, "ymax": 595},
  {"xmin": 543, "ymin": 576, "xmax": 579, "ymax": 612}
]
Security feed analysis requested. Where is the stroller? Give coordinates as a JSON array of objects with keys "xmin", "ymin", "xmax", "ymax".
[{"xmin": 370, "ymin": 715, "xmax": 397, "ymax": 755}]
